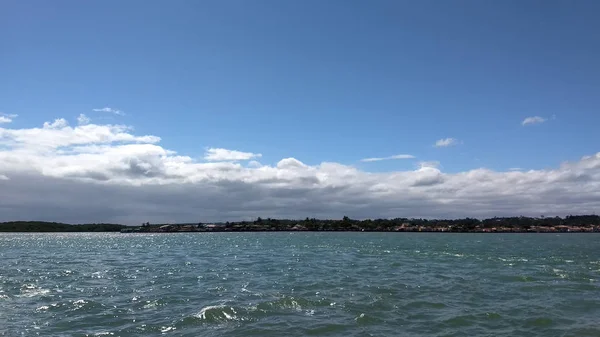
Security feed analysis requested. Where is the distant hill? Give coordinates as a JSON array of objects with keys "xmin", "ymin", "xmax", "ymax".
[{"xmin": 0, "ymin": 221, "xmax": 126, "ymax": 232}]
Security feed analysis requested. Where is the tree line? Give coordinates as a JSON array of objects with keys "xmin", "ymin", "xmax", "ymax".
[
  {"xmin": 2, "ymin": 215, "xmax": 600, "ymax": 233},
  {"xmin": 0, "ymin": 221, "xmax": 126, "ymax": 232},
  {"xmin": 212, "ymin": 215, "xmax": 600, "ymax": 232}
]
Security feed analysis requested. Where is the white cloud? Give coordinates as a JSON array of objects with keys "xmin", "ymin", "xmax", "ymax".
[
  {"xmin": 522, "ymin": 116, "xmax": 546, "ymax": 126},
  {"xmin": 0, "ymin": 118, "xmax": 159, "ymax": 152},
  {"xmin": 93, "ymin": 107, "xmax": 124, "ymax": 116},
  {"xmin": 77, "ymin": 114, "xmax": 91, "ymax": 125},
  {"xmin": 1, "ymin": 117, "xmax": 600, "ymax": 224},
  {"xmin": 360, "ymin": 154, "xmax": 415, "ymax": 162},
  {"xmin": 204, "ymin": 148, "xmax": 262, "ymax": 162},
  {"xmin": 247, "ymin": 160, "xmax": 262, "ymax": 168},
  {"xmin": 434, "ymin": 138, "xmax": 459, "ymax": 148},
  {"xmin": 419, "ymin": 161, "xmax": 441, "ymax": 169},
  {"xmin": 0, "ymin": 113, "xmax": 17, "ymax": 124},
  {"xmin": 43, "ymin": 118, "xmax": 69, "ymax": 129}
]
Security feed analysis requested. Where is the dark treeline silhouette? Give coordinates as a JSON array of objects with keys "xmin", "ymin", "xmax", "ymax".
[
  {"xmin": 130, "ymin": 215, "xmax": 600, "ymax": 233},
  {"xmin": 0, "ymin": 221, "xmax": 126, "ymax": 232},
  {"xmin": 2, "ymin": 216, "xmax": 600, "ymax": 233}
]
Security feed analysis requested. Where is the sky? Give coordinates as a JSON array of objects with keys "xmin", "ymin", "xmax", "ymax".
[{"xmin": 1, "ymin": 0, "xmax": 600, "ymax": 224}]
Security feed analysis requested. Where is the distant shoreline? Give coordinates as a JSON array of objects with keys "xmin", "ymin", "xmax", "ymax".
[{"xmin": 2, "ymin": 215, "xmax": 599, "ymax": 233}]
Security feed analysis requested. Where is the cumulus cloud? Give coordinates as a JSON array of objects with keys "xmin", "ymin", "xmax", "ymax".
[
  {"xmin": 77, "ymin": 114, "xmax": 91, "ymax": 125},
  {"xmin": 0, "ymin": 113, "xmax": 17, "ymax": 124},
  {"xmin": 93, "ymin": 107, "xmax": 124, "ymax": 116},
  {"xmin": 1, "ymin": 117, "xmax": 600, "ymax": 224},
  {"xmin": 360, "ymin": 154, "xmax": 415, "ymax": 162},
  {"xmin": 434, "ymin": 138, "xmax": 459, "ymax": 147},
  {"xmin": 204, "ymin": 148, "xmax": 262, "ymax": 162},
  {"xmin": 522, "ymin": 116, "xmax": 546, "ymax": 126}
]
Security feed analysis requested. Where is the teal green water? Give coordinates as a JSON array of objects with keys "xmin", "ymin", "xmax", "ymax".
[{"xmin": 1, "ymin": 233, "xmax": 599, "ymax": 336}]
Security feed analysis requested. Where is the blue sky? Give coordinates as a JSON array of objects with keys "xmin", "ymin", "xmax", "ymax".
[
  {"xmin": 2, "ymin": 0, "xmax": 599, "ymax": 171},
  {"xmin": 1, "ymin": 1, "xmax": 600, "ymax": 222}
]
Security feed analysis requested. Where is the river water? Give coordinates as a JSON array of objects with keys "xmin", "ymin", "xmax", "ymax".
[{"xmin": 1, "ymin": 232, "xmax": 599, "ymax": 336}]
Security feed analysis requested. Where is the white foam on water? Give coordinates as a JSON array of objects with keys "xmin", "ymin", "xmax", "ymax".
[
  {"xmin": 19, "ymin": 284, "xmax": 50, "ymax": 298},
  {"xmin": 222, "ymin": 310, "xmax": 235, "ymax": 320},
  {"xmin": 160, "ymin": 326, "xmax": 175, "ymax": 333},
  {"xmin": 194, "ymin": 305, "xmax": 238, "ymax": 321},
  {"xmin": 553, "ymin": 268, "xmax": 568, "ymax": 279}
]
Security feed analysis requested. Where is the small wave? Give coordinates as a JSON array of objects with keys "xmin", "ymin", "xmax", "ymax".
[
  {"xmin": 443, "ymin": 314, "xmax": 476, "ymax": 328},
  {"xmin": 18, "ymin": 284, "xmax": 50, "ymax": 298},
  {"xmin": 441, "ymin": 252, "xmax": 465, "ymax": 258},
  {"xmin": 496, "ymin": 275, "xmax": 536, "ymax": 282},
  {"xmin": 404, "ymin": 301, "xmax": 447, "ymax": 309},
  {"xmin": 187, "ymin": 296, "xmax": 331, "ymax": 325},
  {"xmin": 552, "ymin": 268, "xmax": 568, "ymax": 279},
  {"xmin": 160, "ymin": 326, "xmax": 176, "ymax": 333},
  {"xmin": 194, "ymin": 305, "xmax": 241, "ymax": 322},
  {"xmin": 141, "ymin": 299, "xmax": 167, "ymax": 309},
  {"xmin": 519, "ymin": 284, "xmax": 552, "ymax": 292},
  {"xmin": 303, "ymin": 323, "xmax": 348, "ymax": 335},
  {"xmin": 68, "ymin": 299, "xmax": 105, "ymax": 312},
  {"xmin": 89, "ymin": 271, "xmax": 107, "ymax": 279},
  {"xmin": 525, "ymin": 317, "xmax": 554, "ymax": 327},
  {"xmin": 485, "ymin": 312, "xmax": 502, "ymax": 319},
  {"xmin": 354, "ymin": 312, "xmax": 383, "ymax": 325},
  {"xmin": 257, "ymin": 296, "xmax": 304, "ymax": 311}
]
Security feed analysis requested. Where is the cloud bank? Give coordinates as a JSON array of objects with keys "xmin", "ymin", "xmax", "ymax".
[{"xmin": 1, "ymin": 118, "xmax": 599, "ymax": 224}]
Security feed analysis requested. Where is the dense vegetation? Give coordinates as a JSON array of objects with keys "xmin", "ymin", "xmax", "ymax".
[
  {"xmin": 0, "ymin": 221, "xmax": 126, "ymax": 232},
  {"xmin": 135, "ymin": 215, "xmax": 600, "ymax": 233},
  {"xmin": 225, "ymin": 215, "xmax": 600, "ymax": 231},
  {"xmin": 2, "ymin": 215, "xmax": 599, "ymax": 233}
]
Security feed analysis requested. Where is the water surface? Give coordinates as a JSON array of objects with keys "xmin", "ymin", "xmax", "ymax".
[{"xmin": 1, "ymin": 233, "xmax": 599, "ymax": 336}]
